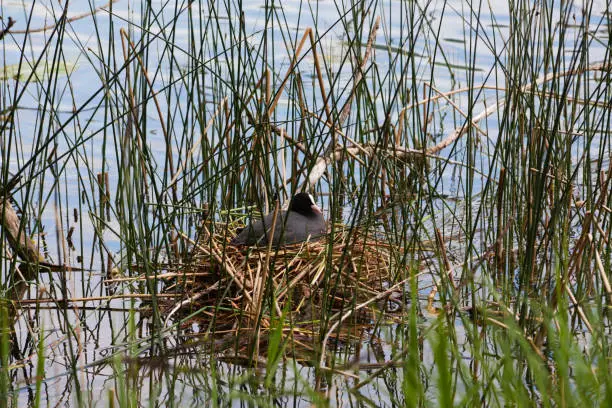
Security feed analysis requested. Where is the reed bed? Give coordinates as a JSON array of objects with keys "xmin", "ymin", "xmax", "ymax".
[
  {"xmin": 152, "ymin": 223, "xmax": 397, "ymax": 357},
  {"xmin": 1, "ymin": 0, "xmax": 612, "ymax": 405}
]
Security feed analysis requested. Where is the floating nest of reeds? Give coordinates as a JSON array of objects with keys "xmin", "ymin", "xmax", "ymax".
[{"xmin": 158, "ymin": 222, "xmax": 403, "ymax": 359}]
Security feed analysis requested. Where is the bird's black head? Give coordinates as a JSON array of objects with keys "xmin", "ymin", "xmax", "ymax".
[{"xmin": 290, "ymin": 192, "xmax": 322, "ymax": 217}]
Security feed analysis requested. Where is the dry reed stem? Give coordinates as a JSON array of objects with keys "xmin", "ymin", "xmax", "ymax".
[
  {"xmin": 17, "ymin": 293, "xmax": 184, "ymax": 304},
  {"xmin": 105, "ymin": 271, "xmax": 213, "ymax": 283},
  {"xmin": 308, "ymin": 29, "xmax": 332, "ymax": 123},
  {"xmin": 427, "ymin": 82, "xmax": 488, "ymax": 137},
  {"xmin": 564, "ymin": 285, "xmax": 593, "ymax": 333},
  {"xmin": 1, "ymin": 198, "xmax": 45, "ymax": 264},
  {"xmin": 1, "ymin": 196, "xmax": 46, "ymax": 317},
  {"xmin": 435, "ymin": 227, "xmax": 457, "ymax": 291},
  {"xmin": 306, "ymin": 109, "xmax": 372, "ymax": 158},
  {"xmin": 304, "ymin": 16, "xmax": 381, "ymax": 190},
  {"xmin": 589, "ymin": 233, "xmax": 612, "ymax": 300},
  {"xmin": 268, "ymin": 28, "xmax": 312, "ymax": 117},
  {"xmin": 427, "ymin": 61, "xmax": 612, "ymax": 155},
  {"xmin": 592, "ymin": 216, "xmax": 609, "ymax": 246},
  {"xmin": 337, "ymin": 16, "xmax": 381, "ymax": 127},
  {"xmin": 10, "ymin": 1, "xmax": 119, "ymax": 34},
  {"xmin": 305, "ymin": 62, "xmax": 612, "ymax": 191},
  {"xmin": 406, "ymin": 83, "xmax": 504, "ymax": 111},
  {"xmin": 178, "ymin": 231, "xmax": 254, "ymax": 305},
  {"xmin": 164, "ymin": 282, "xmax": 220, "ymax": 327}
]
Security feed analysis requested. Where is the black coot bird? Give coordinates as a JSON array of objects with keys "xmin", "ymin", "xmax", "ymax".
[{"xmin": 230, "ymin": 192, "xmax": 326, "ymax": 247}]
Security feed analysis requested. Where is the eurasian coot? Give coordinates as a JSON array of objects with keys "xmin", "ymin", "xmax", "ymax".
[{"xmin": 230, "ymin": 192, "xmax": 326, "ymax": 247}]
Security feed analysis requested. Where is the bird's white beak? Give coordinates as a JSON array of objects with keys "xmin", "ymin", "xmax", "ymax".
[{"xmin": 311, "ymin": 203, "xmax": 323, "ymax": 214}]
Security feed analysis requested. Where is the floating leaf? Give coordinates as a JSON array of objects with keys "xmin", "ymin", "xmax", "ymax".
[{"xmin": 0, "ymin": 61, "xmax": 77, "ymax": 82}]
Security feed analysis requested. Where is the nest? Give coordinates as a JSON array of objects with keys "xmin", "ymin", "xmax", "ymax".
[{"xmin": 158, "ymin": 222, "xmax": 401, "ymax": 359}]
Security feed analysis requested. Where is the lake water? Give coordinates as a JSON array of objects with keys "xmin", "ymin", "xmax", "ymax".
[{"xmin": 1, "ymin": 0, "xmax": 610, "ymax": 406}]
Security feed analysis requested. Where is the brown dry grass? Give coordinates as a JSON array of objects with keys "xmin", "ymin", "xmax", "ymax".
[{"xmin": 157, "ymin": 223, "xmax": 401, "ymax": 358}]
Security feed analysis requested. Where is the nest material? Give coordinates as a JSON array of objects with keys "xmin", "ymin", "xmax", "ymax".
[{"xmin": 159, "ymin": 223, "xmax": 398, "ymax": 355}]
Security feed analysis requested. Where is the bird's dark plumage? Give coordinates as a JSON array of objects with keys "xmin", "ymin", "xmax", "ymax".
[{"xmin": 230, "ymin": 193, "xmax": 326, "ymax": 247}]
